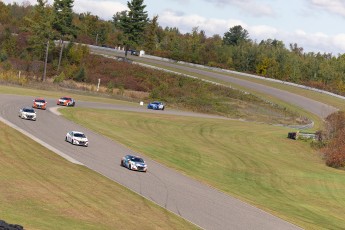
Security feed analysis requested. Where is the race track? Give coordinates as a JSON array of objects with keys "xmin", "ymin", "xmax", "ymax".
[
  {"xmin": 91, "ymin": 46, "xmax": 338, "ymax": 119},
  {"xmin": 0, "ymin": 94, "xmax": 301, "ymax": 230}
]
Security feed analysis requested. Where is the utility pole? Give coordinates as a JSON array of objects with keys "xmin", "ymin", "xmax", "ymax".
[
  {"xmin": 43, "ymin": 40, "xmax": 49, "ymax": 81},
  {"xmin": 57, "ymin": 39, "xmax": 64, "ymax": 71},
  {"xmin": 96, "ymin": 33, "xmax": 99, "ymax": 46}
]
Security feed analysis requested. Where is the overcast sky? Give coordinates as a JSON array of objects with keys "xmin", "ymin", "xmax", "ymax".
[{"xmin": 3, "ymin": 0, "xmax": 345, "ymax": 55}]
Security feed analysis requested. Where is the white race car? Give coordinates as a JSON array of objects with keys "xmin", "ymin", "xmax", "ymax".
[
  {"xmin": 18, "ymin": 107, "xmax": 36, "ymax": 121},
  {"xmin": 121, "ymin": 155, "xmax": 147, "ymax": 172},
  {"xmin": 65, "ymin": 131, "xmax": 88, "ymax": 147}
]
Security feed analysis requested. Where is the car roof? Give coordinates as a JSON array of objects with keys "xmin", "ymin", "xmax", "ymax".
[
  {"xmin": 22, "ymin": 107, "xmax": 35, "ymax": 111},
  {"xmin": 126, "ymin": 155, "xmax": 143, "ymax": 159},
  {"xmin": 34, "ymin": 98, "xmax": 45, "ymax": 100},
  {"xmin": 71, "ymin": 131, "xmax": 84, "ymax": 134}
]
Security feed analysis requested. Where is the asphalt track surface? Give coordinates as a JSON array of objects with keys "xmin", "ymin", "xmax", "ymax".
[
  {"xmin": 91, "ymin": 46, "xmax": 338, "ymax": 119},
  {"xmin": 0, "ymin": 94, "xmax": 302, "ymax": 230}
]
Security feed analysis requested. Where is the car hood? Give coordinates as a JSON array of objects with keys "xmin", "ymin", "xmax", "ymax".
[
  {"xmin": 73, "ymin": 137, "xmax": 88, "ymax": 142},
  {"xmin": 23, "ymin": 112, "xmax": 36, "ymax": 115},
  {"xmin": 133, "ymin": 162, "xmax": 146, "ymax": 167}
]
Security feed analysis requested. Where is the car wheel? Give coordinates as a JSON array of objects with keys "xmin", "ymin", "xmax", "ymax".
[
  {"xmin": 65, "ymin": 136, "xmax": 67, "ymax": 142},
  {"xmin": 72, "ymin": 139, "xmax": 75, "ymax": 145},
  {"xmin": 120, "ymin": 160, "xmax": 124, "ymax": 167},
  {"xmin": 128, "ymin": 164, "xmax": 132, "ymax": 170},
  {"xmin": 162, "ymin": 106, "xmax": 165, "ymax": 110}
]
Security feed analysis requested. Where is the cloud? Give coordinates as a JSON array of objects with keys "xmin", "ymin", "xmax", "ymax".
[
  {"xmin": 158, "ymin": 10, "xmax": 345, "ymax": 54},
  {"xmin": 73, "ymin": 0, "xmax": 127, "ymax": 20},
  {"xmin": 158, "ymin": 9, "xmax": 244, "ymax": 35},
  {"xmin": 249, "ymin": 25, "xmax": 279, "ymax": 39},
  {"xmin": 308, "ymin": 0, "xmax": 345, "ymax": 17},
  {"xmin": 205, "ymin": 0, "xmax": 275, "ymax": 17}
]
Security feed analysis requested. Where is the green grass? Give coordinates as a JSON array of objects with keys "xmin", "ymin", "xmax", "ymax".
[
  {"xmin": 0, "ymin": 84, "xmax": 136, "ymax": 106},
  {"xmin": 0, "ymin": 121, "xmax": 199, "ymax": 230},
  {"xmin": 60, "ymin": 108, "xmax": 345, "ymax": 230}
]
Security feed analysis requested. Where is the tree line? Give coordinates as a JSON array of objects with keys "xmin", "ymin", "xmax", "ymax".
[{"xmin": 1, "ymin": 0, "xmax": 345, "ymax": 96}]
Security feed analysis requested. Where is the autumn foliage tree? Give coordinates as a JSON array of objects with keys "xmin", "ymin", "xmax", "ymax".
[{"xmin": 320, "ymin": 111, "xmax": 345, "ymax": 168}]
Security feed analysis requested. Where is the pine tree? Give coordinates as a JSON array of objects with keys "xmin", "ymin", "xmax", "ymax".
[
  {"xmin": 24, "ymin": 0, "xmax": 54, "ymax": 59},
  {"xmin": 223, "ymin": 25, "xmax": 250, "ymax": 46},
  {"xmin": 53, "ymin": 0, "xmax": 76, "ymax": 39},
  {"xmin": 144, "ymin": 15, "xmax": 158, "ymax": 53},
  {"xmin": 115, "ymin": 0, "xmax": 148, "ymax": 56}
]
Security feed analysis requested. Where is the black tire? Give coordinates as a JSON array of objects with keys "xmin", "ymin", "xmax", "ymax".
[
  {"xmin": 120, "ymin": 160, "xmax": 124, "ymax": 167},
  {"xmin": 128, "ymin": 164, "xmax": 132, "ymax": 170},
  {"xmin": 65, "ymin": 136, "xmax": 67, "ymax": 142},
  {"xmin": 72, "ymin": 139, "xmax": 74, "ymax": 145}
]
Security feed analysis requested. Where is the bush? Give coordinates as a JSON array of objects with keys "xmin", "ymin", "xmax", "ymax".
[
  {"xmin": 0, "ymin": 51, "xmax": 8, "ymax": 62},
  {"xmin": 321, "ymin": 111, "xmax": 345, "ymax": 168},
  {"xmin": 2, "ymin": 61, "xmax": 12, "ymax": 71},
  {"xmin": 64, "ymin": 64, "xmax": 78, "ymax": 79},
  {"xmin": 53, "ymin": 72, "xmax": 66, "ymax": 83},
  {"xmin": 74, "ymin": 66, "xmax": 86, "ymax": 82}
]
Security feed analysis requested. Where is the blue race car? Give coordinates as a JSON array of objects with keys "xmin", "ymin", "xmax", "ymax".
[
  {"xmin": 147, "ymin": 101, "xmax": 165, "ymax": 110},
  {"xmin": 121, "ymin": 155, "xmax": 147, "ymax": 172}
]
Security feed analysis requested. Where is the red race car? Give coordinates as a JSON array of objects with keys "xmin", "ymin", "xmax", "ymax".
[
  {"xmin": 57, "ymin": 96, "xmax": 75, "ymax": 106},
  {"xmin": 32, "ymin": 98, "xmax": 47, "ymax": 110}
]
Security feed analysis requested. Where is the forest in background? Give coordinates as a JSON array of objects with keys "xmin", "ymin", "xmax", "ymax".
[{"xmin": 0, "ymin": 0, "xmax": 345, "ymax": 96}]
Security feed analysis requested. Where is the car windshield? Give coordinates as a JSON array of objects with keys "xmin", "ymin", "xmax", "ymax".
[
  {"xmin": 74, "ymin": 133, "xmax": 85, "ymax": 138},
  {"xmin": 152, "ymin": 102, "xmax": 160, "ymax": 104},
  {"xmin": 35, "ymin": 99, "xmax": 45, "ymax": 103},
  {"xmin": 23, "ymin": 108, "xmax": 35, "ymax": 113},
  {"xmin": 62, "ymin": 97, "xmax": 71, "ymax": 100},
  {"xmin": 131, "ymin": 157, "xmax": 144, "ymax": 163}
]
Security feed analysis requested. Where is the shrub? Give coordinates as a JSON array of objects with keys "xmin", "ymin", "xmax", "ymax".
[
  {"xmin": 107, "ymin": 81, "xmax": 115, "ymax": 94},
  {"xmin": 64, "ymin": 64, "xmax": 78, "ymax": 79},
  {"xmin": 53, "ymin": 72, "xmax": 66, "ymax": 83},
  {"xmin": 74, "ymin": 66, "xmax": 86, "ymax": 82},
  {"xmin": 0, "ymin": 51, "xmax": 8, "ymax": 62},
  {"xmin": 2, "ymin": 61, "xmax": 12, "ymax": 71},
  {"xmin": 321, "ymin": 111, "xmax": 345, "ymax": 168}
]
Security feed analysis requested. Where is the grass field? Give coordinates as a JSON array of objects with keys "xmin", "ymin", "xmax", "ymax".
[
  {"xmin": 0, "ymin": 121, "xmax": 199, "ymax": 229},
  {"xmin": 60, "ymin": 108, "xmax": 345, "ymax": 230}
]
